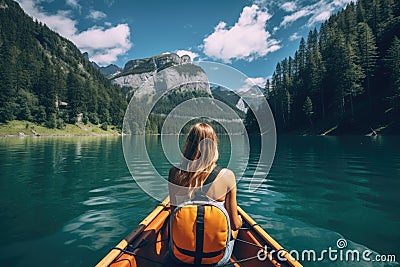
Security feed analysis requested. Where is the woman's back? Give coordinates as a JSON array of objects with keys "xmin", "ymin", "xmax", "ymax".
[
  {"xmin": 169, "ymin": 164, "xmax": 242, "ymax": 230},
  {"xmin": 166, "ymin": 123, "xmax": 242, "ymax": 266},
  {"xmin": 168, "ymin": 165, "xmax": 234, "ymax": 203}
]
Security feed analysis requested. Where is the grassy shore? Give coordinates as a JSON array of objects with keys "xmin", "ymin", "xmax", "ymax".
[{"xmin": 0, "ymin": 120, "xmax": 121, "ymax": 137}]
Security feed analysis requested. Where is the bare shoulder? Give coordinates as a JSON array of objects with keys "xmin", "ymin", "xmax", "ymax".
[
  {"xmin": 219, "ymin": 168, "xmax": 236, "ymax": 189},
  {"xmin": 220, "ymin": 168, "xmax": 235, "ymax": 178}
]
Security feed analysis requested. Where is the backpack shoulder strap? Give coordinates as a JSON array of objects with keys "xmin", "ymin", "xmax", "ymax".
[{"xmin": 200, "ymin": 166, "xmax": 223, "ymax": 194}]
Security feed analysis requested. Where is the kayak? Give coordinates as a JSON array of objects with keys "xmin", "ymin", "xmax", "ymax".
[{"xmin": 96, "ymin": 198, "xmax": 303, "ymax": 267}]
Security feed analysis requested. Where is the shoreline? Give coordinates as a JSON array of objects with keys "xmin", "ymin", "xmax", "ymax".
[
  {"xmin": 1, "ymin": 121, "xmax": 398, "ymax": 138},
  {"xmin": 2, "ymin": 132, "xmax": 398, "ymax": 138},
  {"xmin": 0, "ymin": 120, "xmax": 121, "ymax": 138},
  {"xmin": 0, "ymin": 133, "xmax": 121, "ymax": 138}
]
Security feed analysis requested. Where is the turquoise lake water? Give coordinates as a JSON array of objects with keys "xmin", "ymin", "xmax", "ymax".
[{"xmin": 0, "ymin": 135, "xmax": 399, "ymax": 266}]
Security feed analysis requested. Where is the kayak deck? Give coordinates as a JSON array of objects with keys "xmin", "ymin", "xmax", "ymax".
[{"xmin": 96, "ymin": 199, "xmax": 302, "ymax": 267}]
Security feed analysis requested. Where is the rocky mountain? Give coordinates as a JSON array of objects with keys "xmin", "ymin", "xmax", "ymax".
[
  {"xmin": 85, "ymin": 54, "xmax": 122, "ymax": 78},
  {"xmin": 236, "ymin": 85, "xmax": 266, "ymax": 109},
  {"xmin": 235, "ymin": 98, "xmax": 248, "ymax": 113},
  {"xmin": 211, "ymin": 86, "xmax": 248, "ymax": 114},
  {"xmin": 237, "ymin": 85, "xmax": 264, "ymax": 97},
  {"xmin": 97, "ymin": 64, "xmax": 121, "ymax": 78},
  {"xmin": 106, "ymin": 52, "xmax": 251, "ymax": 116},
  {"xmin": 211, "ymin": 84, "xmax": 267, "ymax": 114},
  {"xmin": 109, "ymin": 53, "xmax": 253, "ymax": 115},
  {"xmin": 111, "ymin": 53, "xmax": 210, "ymax": 98},
  {"xmin": 114, "ymin": 55, "xmax": 248, "ymax": 134}
]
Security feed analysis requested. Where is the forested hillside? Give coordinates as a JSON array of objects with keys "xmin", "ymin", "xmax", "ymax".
[
  {"xmin": 265, "ymin": 0, "xmax": 400, "ymax": 134},
  {"xmin": 135, "ymin": 88, "xmax": 244, "ymax": 135},
  {"xmin": 0, "ymin": 0, "xmax": 127, "ymax": 129}
]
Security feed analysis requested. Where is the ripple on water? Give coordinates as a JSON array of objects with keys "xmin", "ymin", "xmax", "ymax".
[
  {"xmin": 63, "ymin": 209, "xmax": 127, "ymax": 251},
  {"xmin": 82, "ymin": 196, "xmax": 119, "ymax": 206}
]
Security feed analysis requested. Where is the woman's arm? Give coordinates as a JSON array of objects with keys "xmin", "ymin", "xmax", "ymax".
[
  {"xmin": 168, "ymin": 167, "xmax": 178, "ymax": 212},
  {"xmin": 224, "ymin": 169, "xmax": 242, "ymax": 231}
]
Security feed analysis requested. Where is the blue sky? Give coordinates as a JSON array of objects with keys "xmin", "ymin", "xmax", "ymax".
[{"xmin": 17, "ymin": 0, "xmax": 353, "ymax": 86}]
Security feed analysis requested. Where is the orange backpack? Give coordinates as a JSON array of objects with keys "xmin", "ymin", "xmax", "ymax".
[{"xmin": 169, "ymin": 166, "xmax": 232, "ymax": 265}]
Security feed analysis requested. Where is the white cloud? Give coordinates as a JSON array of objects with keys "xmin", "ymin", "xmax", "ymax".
[
  {"xmin": 308, "ymin": 10, "xmax": 331, "ymax": 26},
  {"xmin": 203, "ymin": 4, "xmax": 280, "ymax": 63},
  {"xmin": 18, "ymin": 0, "xmax": 132, "ymax": 65},
  {"xmin": 305, "ymin": 1, "xmax": 338, "ymax": 27},
  {"xmin": 86, "ymin": 10, "xmax": 107, "ymax": 20},
  {"xmin": 73, "ymin": 24, "xmax": 132, "ymax": 64},
  {"xmin": 281, "ymin": 2, "xmax": 297, "ymax": 12},
  {"xmin": 18, "ymin": 0, "xmax": 77, "ymax": 36},
  {"xmin": 246, "ymin": 77, "xmax": 267, "ymax": 87},
  {"xmin": 280, "ymin": 0, "xmax": 354, "ymax": 27},
  {"xmin": 66, "ymin": 0, "xmax": 80, "ymax": 10},
  {"xmin": 281, "ymin": 9, "xmax": 311, "ymax": 26},
  {"xmin": 237, "ymin": 77, "xmax": 267, "ymax": 93},
  {"xmin": 174, "ymin": 50, "xmax": 199, "ymax": 61},
  {"xmin": 333, "ymin": 0, "xmax": 353, "ymax": 6},
  {"xmin": 289, "ymin": 32, "xmax": 300, "ymax": 41}
]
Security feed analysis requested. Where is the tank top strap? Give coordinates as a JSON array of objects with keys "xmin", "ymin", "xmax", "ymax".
[{"xmin": 201, "ymin": 165, "xmax": 223, "ymax": 193}]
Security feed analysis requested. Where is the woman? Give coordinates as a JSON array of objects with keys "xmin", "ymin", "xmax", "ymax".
[{"xmin": 168, "ymin": 122, "xmax": 242, "ymax": 265}]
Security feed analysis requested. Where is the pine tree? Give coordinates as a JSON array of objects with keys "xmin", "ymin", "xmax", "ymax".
[
  {"xmin": 323, "ymin": 27, "xmax": 346, "ymax": 116},
  {"xmin": 344, "ymin": 2, "xmax": 357, "ymax": 41},
  {"xmin": 0, "ymin": 44, "xmax": 19, "ymax": 121},
  {"xmin": 264, "ymin": 79, "xmax": 270, "ymax": 99},
  {"xmin": 293, "ymin": 51, "xmax": 300, "ymax": 76},
  {"xmin": 272, "ymin": 61, "xmax": 292, "ymax": 129},
  {"xmin": 306, "ymin": 29, "xmax": 326, "ymax": 118},
  {"xmin": 66, "ymin": 72, "xmax": 84, "ymax": 122},
  {"xmin": 288, "ymin": 56, "xmax": 294, "ymax": 78},
  {"xmin": 35, "ymin": 59, "xmax": 57, "ymax": 115},
  {"xmin": 305, "ymin": 30, "xmax": 315, "ymax": 93},
  {"xmin": 356, "ymin": 22, "xmax": 378, "ymax": 108},
  {"xmin": 298, "ymin": 38, "xmax": 307, "ymax": 79},
  {"xmin": 270, "ymin": 66, "xmax": 280, "ymax": 119},
  {"xmin": 303, "ymin": 96, "xmax": 313, "ymax": 126},
  {"xmin": 381, "ymin": 0, "xmax": 394, "ymax": 22},
  {"xmin": 369, "ymin": 0, "xmax": 382, "ymax": 34},
  {"xmin": 385, "ymin": 37, "xmax": 400, "ymax": 109},
  {"xmin": 285, "ymin": 90, "xmax": 293, "ymax": 128},
  {"xmin": 356, "ymin": 0, "xmax": 367, "ymax": 23},
  {"xmin": 343, "ymin": 44, "xmax": 365, "ymax": 118},
  {"xmin": 244, "ymin": 107, "xmax": 259, "ymax": 133}
]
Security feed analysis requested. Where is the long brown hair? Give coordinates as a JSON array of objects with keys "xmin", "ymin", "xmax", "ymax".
[{"xmin": 175, "ymin": 122, "xmax": 219, "ymax": 197}]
